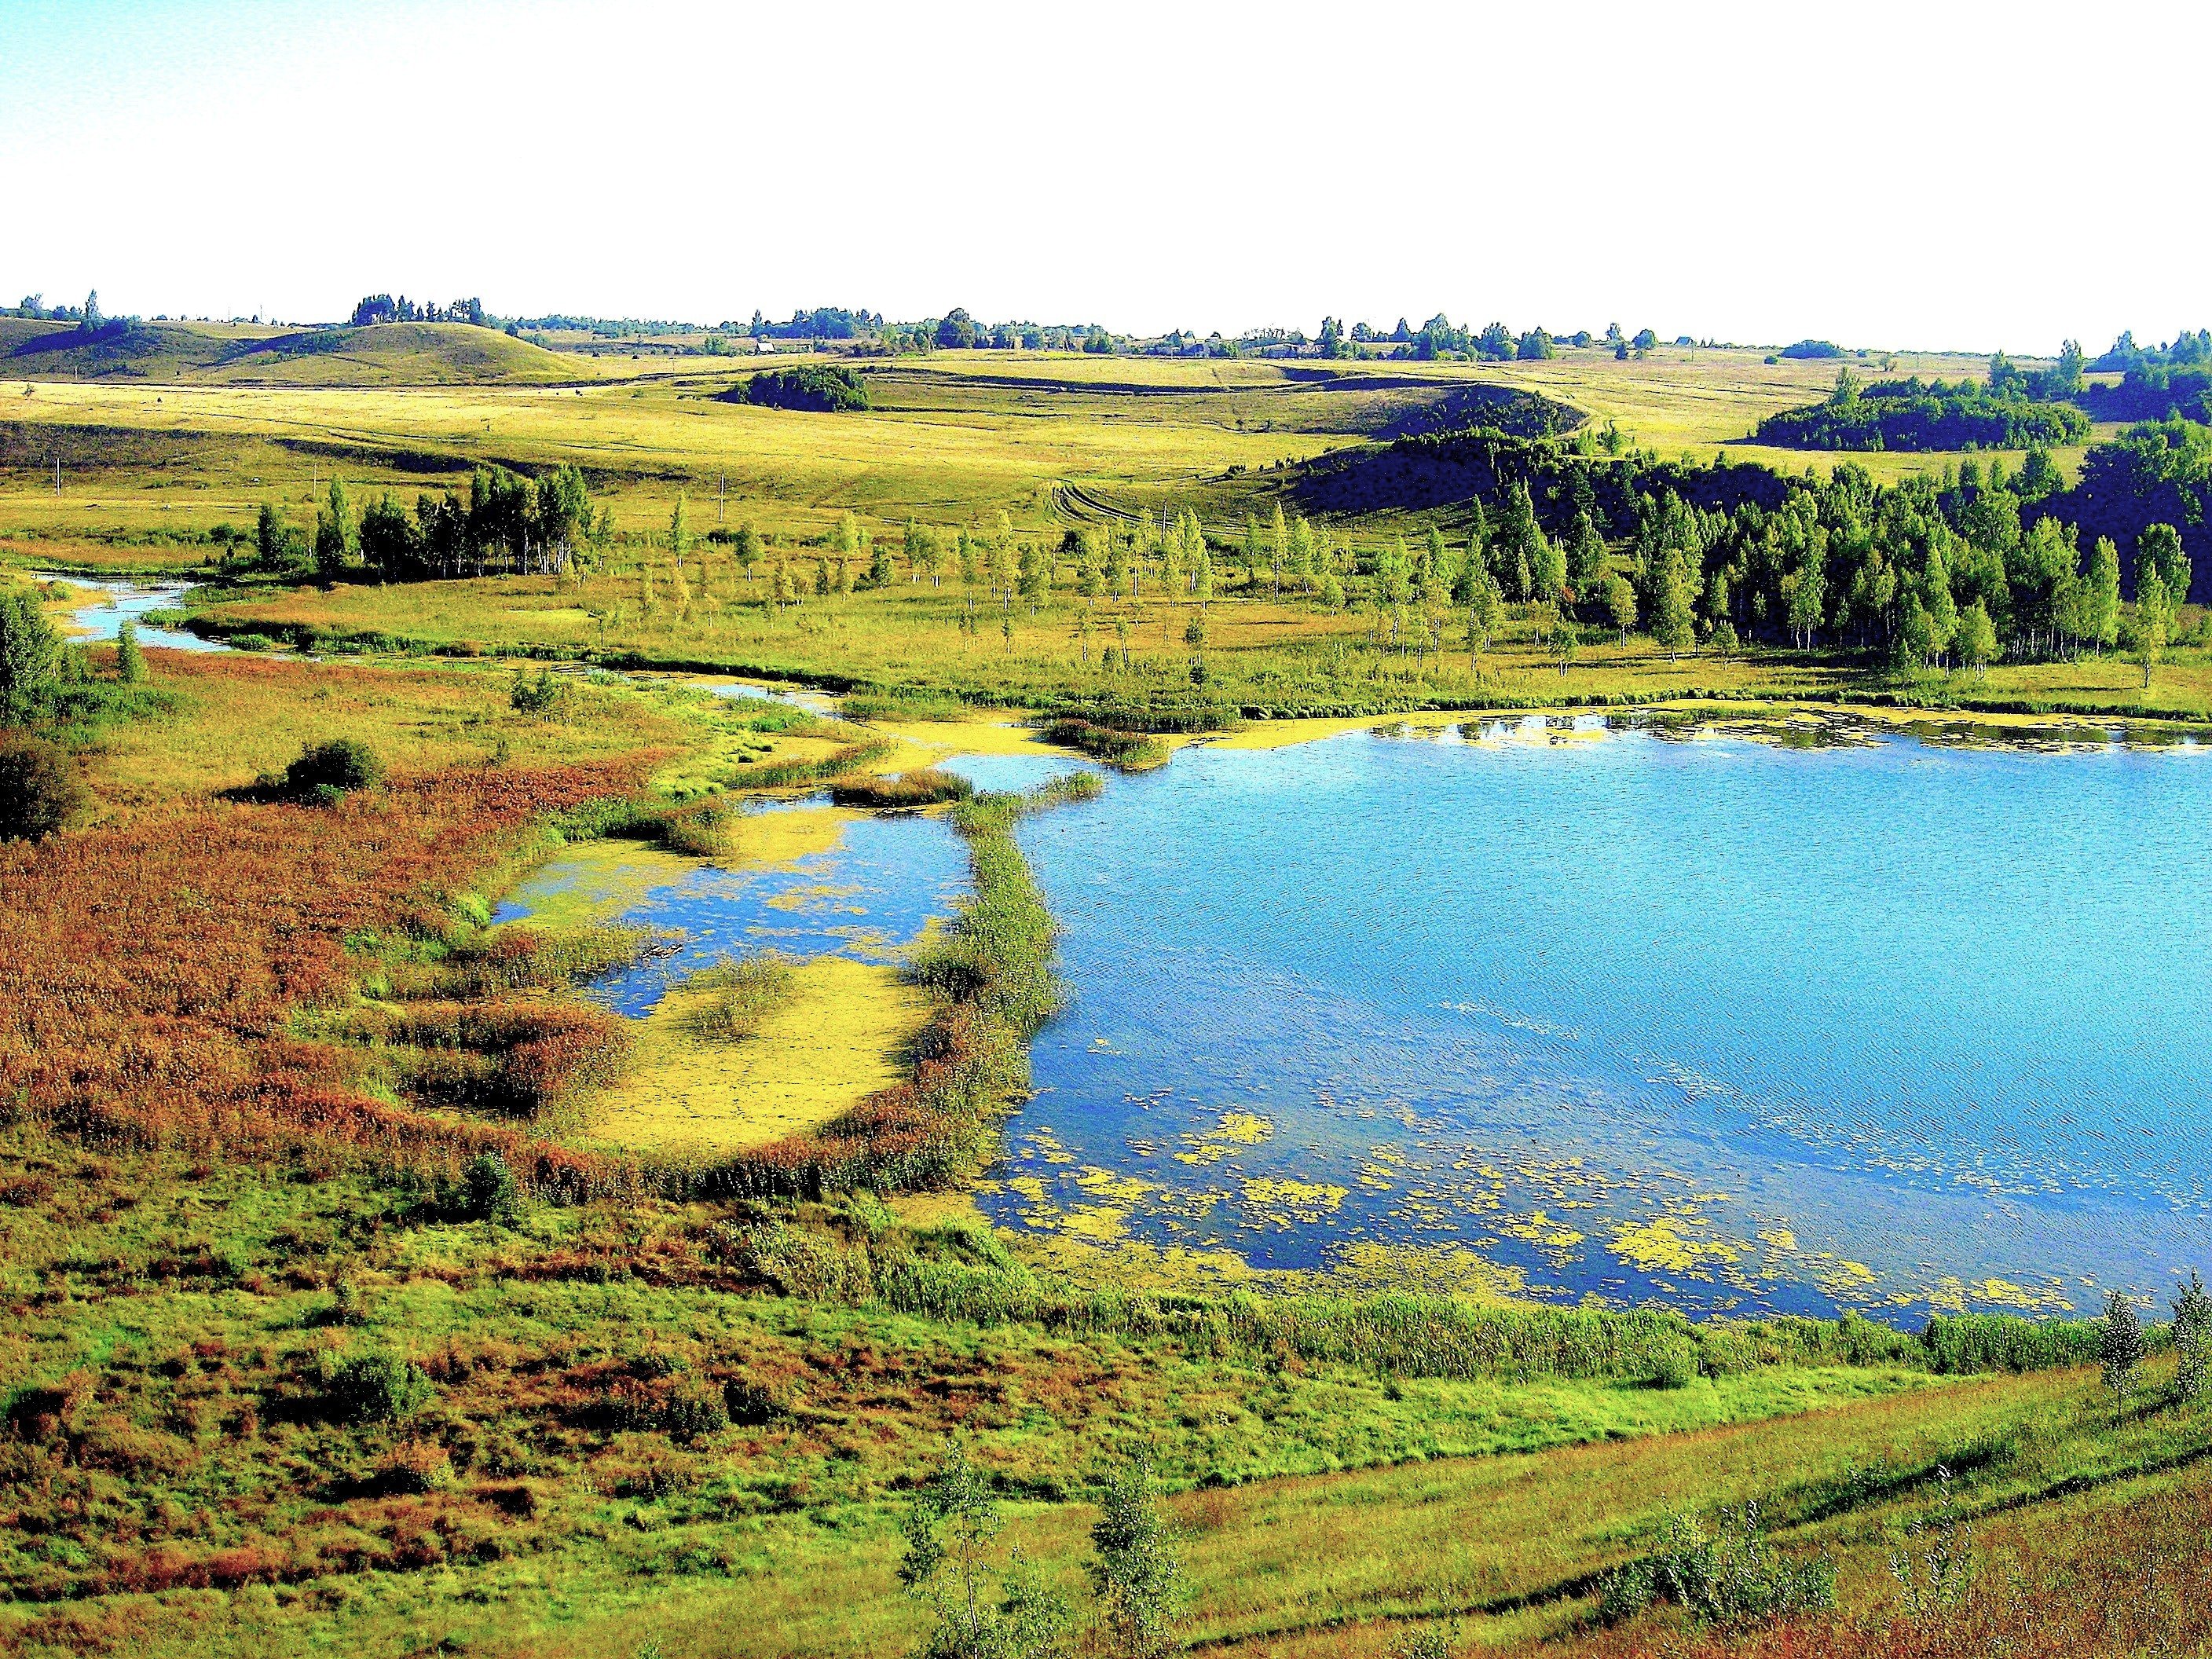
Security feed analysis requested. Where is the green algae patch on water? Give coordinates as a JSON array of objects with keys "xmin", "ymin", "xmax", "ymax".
[
  {"xmin": 584, "ymin": 953, "xmax": 932, "ymax": 1153},
  {"xmin": 495, "ymin": 836, "xmax": 703, "ymax": 932}
]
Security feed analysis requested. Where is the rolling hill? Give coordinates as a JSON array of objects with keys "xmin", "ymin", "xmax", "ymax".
[{"xmin": 0, "ymin": 318, "xmax": 580, "ymax": 386}]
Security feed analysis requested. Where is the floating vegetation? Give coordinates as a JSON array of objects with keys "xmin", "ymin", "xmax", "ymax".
[{"xmin": 676, "ymin": 950, "xmax": 798, "ymax": 1043}]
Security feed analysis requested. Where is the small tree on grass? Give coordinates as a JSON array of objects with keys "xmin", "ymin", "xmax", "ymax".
[
  {"xmin": 2129, "ymin": 562, "xmax": 2172, "ymax": 689},
  {"xmin": 0, "ymin": 585, "xmax": 63, "ymax": 723},
  {"xmin": 1604, "ymin": 573, "xmax": 1637, "ymax": 643},
  {"xmin": 1652, "ymin": 549, "xmax": 1695, "ymax": 658},
  {"xmin": 1888, "ymin": 1465, "xmax": 1972, "ymax": 1620},
  {"xmin": 900, "ymin": 1442, "xmax": 1069, "ymax": 1659},
  {"xmin": 115, "ymin": 620, "xmax": 146, "ymax": 684},
  {"xmin": 2174, "ymin": 1273, "xmax": 2212, "ymax": 1401},
  {"xmin": 2100, "ymin": 1290, "xmax": 2146, "ymax": 1401},
  {"xmin": 1956, "ymin": 599, "xmax": 1998, "ymax": 677},
  {"xmin": 1089, "ymin": 1459, "xmax": 1185, "ymax": 1658}
]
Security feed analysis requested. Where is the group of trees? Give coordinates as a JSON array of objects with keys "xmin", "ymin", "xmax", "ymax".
[
  {"xmin": 253, "ymin": 464, "xmax": 608, "ymax": 584},
  {"xmin": 9, "ymin": 290, "xmax": 101, "ymax": 324},
  {"xmin": 348, "ymin": 294, "xmax": 485, "ymax": 328},
  {"xmin": 349, "ymin": 294, "xmax": 482, "ymax": 328},
  {"xmin": 0, "ymin": 582, "xmax": 152, "ymax": 841},
  {"xmin": 1605, "ymin": 456, "xmax": 2187, "ymax": 680},
  {"xmin": 900, "ymin": 1446, "xmax": 1184, "ymax": 1659},
  {"xmin": 1757, "ymin": 368, "xmax": 2090, "ymax": 452},
  {"xmin": 741, "ymin": 364, "xmax": 869, "ymax": 412}
]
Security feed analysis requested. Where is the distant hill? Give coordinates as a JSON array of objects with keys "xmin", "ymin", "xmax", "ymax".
[{"xmin": 0, "ymin": 319, "xmax": 578, "ymax": 386}]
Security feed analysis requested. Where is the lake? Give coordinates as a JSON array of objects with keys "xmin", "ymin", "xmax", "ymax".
[{"xmin": 967, "ymin": 716, "xmax": 2212, "ymax": 1320}]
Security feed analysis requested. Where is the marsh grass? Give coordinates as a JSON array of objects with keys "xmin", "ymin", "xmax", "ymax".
[
  {"xmin": 676, "ymin": 951, "xmax": 799, "ymax": 1043},
  {"xmin": 1037, "ymin": 716, "xmax": 1171, "ymax": 771},
  {"xmin": 828, "ymin": 766, "xmax": 976, "ymax": 808}
]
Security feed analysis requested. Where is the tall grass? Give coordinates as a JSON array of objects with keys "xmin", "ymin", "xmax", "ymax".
[
  {"xmin": 676, "ymin": 951, "xmax": 798, "ymax": 1042},
  {"xmin": 722, "ymin": 1215, "xmax": 2109, "ymax": 1387}
]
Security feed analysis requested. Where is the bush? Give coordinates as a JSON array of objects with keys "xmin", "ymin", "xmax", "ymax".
[
  {"xmin": 1597, "ymin": 1505, "xmax": 1834, "ymax": 1628},
  {"xmin": 324, "ymin": 1353, "xmax": 434, "ymax": 1424},
  {"xmin": 461, "ymin": 1151, "xmax": 522, "ymax": 1224},
  {"xmin": 115, "ymin": 621, "xmax": 147, "ymax": 684},
  {"xmin": 511, "ymin": 668, "xmax": 565, "ymax": 713},
  {"xmin": 1650, "ymin": 1341, "xmax": 1699, "ymax": 1390},
  {"xmin": 657, "ymin": 1380, "xmax": 729, "ymax": 1443},
  {"xmin": 284, "ymin": 737, "xmax": 383, "ymax": 800},
  {"xmin": 2101, "ymin": 1291, "xmax": 2147, "ymax": 1401},
  {"xmin": 0, "ymin": 734, "xmax": 84, "ymax": 841}
]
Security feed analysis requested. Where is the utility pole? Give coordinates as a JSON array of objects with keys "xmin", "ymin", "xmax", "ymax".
[
  {"xmin": 718, "ymin": 471, "xmax": 727, "ymax": 526},
  {"xmin": 53, "ymin": 456, "xmax": 60, "ymax": 496}
]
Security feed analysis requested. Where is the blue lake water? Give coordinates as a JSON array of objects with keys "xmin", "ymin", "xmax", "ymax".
[{"xmin": 975, "ymin": 718, "xmax": 2212, "ymax": 1320}]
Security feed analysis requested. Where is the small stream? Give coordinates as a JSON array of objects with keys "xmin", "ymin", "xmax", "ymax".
[{"xmin": 38, "ymin": 573, "xmax": 231, "ymax": 653}]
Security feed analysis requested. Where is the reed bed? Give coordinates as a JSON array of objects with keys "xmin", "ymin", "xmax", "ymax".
[{"xmin": 826, "ymin": 767, "xmax": 976, "ymax": 808}]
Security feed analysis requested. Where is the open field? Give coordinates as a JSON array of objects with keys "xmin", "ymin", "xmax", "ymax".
[
  {"xmin": 0, "ymin": 342, "xmax": 2101, "ymax": 557},
  {"xmin": 154, "ymin": 567, "xmax": 2212, "ymax": 725}
]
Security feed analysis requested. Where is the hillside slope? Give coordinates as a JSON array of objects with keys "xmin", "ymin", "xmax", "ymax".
[{"xmin": 0, "ymin": 319, "xmax": 579, "ymax": 386}]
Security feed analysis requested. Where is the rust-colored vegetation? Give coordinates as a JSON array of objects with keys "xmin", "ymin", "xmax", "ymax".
[{"xmin": 0, "ymin": 758, "xmax": 654, "ymax": 1192}]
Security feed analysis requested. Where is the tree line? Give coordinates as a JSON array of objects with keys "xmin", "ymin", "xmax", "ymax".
[
  {"xmin": 249, "ymin": 464, "xmax": 608, "ymax": 585},
  {"xmin": 1756, "ymin": 367, "xmax": 2089, "ymax": 452},
  {"xmin": 348, "ymin": 294, "xmax": 486, "ymax": 328}
]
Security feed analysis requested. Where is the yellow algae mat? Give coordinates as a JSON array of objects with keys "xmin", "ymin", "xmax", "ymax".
[
  {"xmin": 588, "ymin": 953, "xmax": 932, "ymax": 1153},
  {"xmin": 496, "ymin": 837, "xmax": 700, "ymax": 931}
]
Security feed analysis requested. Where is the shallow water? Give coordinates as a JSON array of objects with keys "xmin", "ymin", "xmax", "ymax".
[
  {"xmin": 981, "ymin": 716, "xmax": 2212, "ymax": 1320},
  {"xmin": 498, "ymin": 801, "xmax": 969, "ymax": 1016},
  {"xmin": 38, "ymin": 573, "xmax": 231, "ymax": 653}
]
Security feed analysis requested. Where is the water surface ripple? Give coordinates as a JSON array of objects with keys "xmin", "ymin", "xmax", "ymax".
[{"xmin": 980, "ymin": 718, "xmax": 2212, "ymax": 1320}]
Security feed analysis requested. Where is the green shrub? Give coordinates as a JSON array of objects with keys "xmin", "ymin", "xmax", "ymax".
[
  {"xmin": 461, "ymin": 1151, "xmax": 522, "ymax": 1224},
  {"xmin": 657, "ymin": 1380, "xmax": 729, "ymax": 1443},
  {"xmin": 114, "ymin": 621, "xmax": 146, "ymax": 684},
  {"xmin": 1384, "ymin": 1624, "xmax": 1459, "ymax": 1659},
  {"xmin": 324, "ymin": 1353, "xmax": 434, "ymax": 1425},
  {"xmin": 511, "ymin": 668, "xmax": 565, "ymax": 713},
  {"xmin": 1650, "ymin": 1342, "xmax": 1699, "ymax": 1390},
  {"xmin": 1596, "ymin": 1504, "xmax": 1834, "ymax": 1628},
  {"xmin": 284, "ymin": 736, "xmax": 383, "ymax": 800},
  {"xmin": 2101, "ymin": 1291, "xmax": 2147, "ymax": 1401},
  {"xmin": 0, "ymin": 734, "xmax": 84, "ymax": 841}
]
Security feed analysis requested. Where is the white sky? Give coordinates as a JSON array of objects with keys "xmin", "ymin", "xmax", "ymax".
[{"xmin": 4, "ymin": 0, "xmax": 2207, "ymax": 353}]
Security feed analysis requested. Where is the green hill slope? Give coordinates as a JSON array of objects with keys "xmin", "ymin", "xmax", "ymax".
[{"xmin": 1, "ymin": 319, "xmax": 578, "ymax": 386}]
